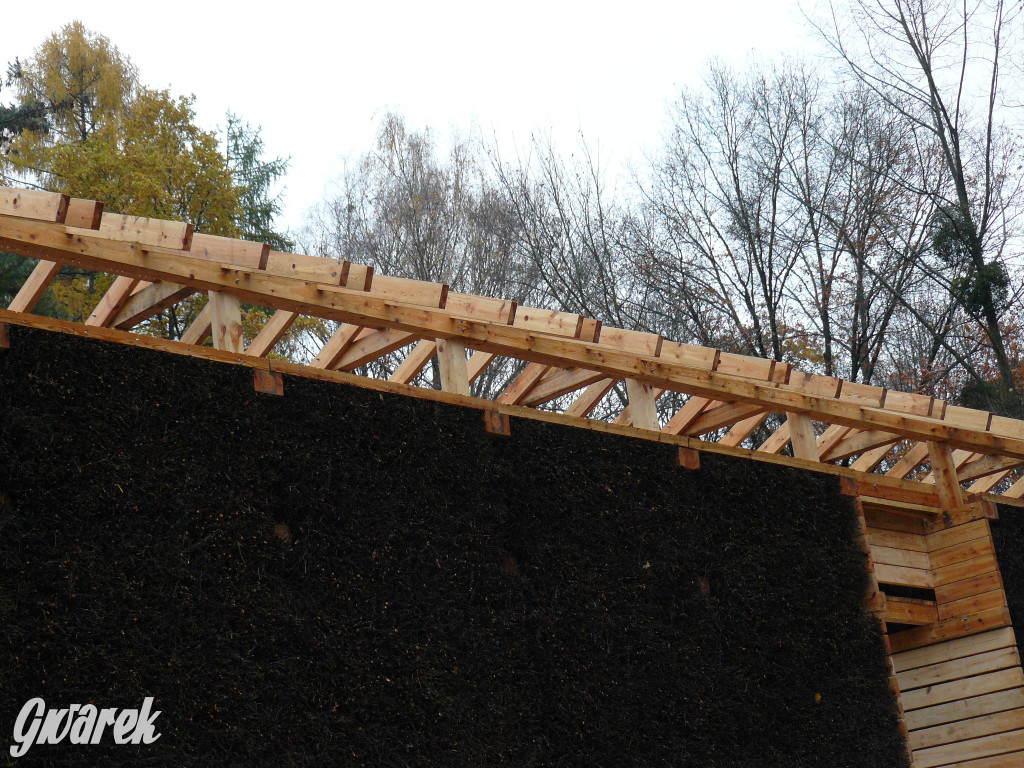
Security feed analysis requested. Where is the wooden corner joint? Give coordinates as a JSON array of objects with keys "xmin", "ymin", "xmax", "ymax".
[
  {"xmin": 253, "ymin": 368, "xmax": 284, "ymax": 396},
  {"xmin": 675, "ymin": 447, "xmax": 700, "ymax": 470},
  {"xmin": 483, "ymin": 409, "xmax": 511, "ymax": 437}
]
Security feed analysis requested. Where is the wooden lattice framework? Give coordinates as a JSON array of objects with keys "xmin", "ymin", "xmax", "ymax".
[{"xmin": 3, "ymin": 186, "xmax": 1024, "ymax": 766}]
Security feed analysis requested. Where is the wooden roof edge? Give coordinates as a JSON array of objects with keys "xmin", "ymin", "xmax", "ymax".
[
  {"xmin": 4, "ymin": 306, "xmax": 1017, "ymax": 515},
  {"xmin": 0, "ymin": 191, "xmax": 1022, "ymax": 458}
]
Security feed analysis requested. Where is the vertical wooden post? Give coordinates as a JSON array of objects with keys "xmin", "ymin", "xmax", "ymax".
[
  {"xmin": 436, "ymin": 338, "xmax": 469, "ymax": 395},
  {"xmin": 928, "ymin": 441, "xmax": 965, "ymax": 512},
  {"xmin": 625, "ymin": 379, "xmax": 659, "ymax": 430},
  {"xmin": 207, "ymin": 290, "xmax": 243, "ymax": 353},
  {"xmin": 787, "ymin": 412, "xmax": 819, "ymax": 461}
]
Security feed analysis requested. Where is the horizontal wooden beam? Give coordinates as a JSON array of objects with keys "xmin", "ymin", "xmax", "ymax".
[{"xmin": 3, "ymin": 217, "xmax": 1024, "ymax": 461}]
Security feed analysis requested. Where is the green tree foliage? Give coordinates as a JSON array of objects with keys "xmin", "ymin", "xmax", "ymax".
[
  {"xmin": 225, "ymin": 113, "xmax": 292, "ymax": 250},
  {"xmin": 48, "ymin": 89, "xmax": 239, "ymax": 234}
]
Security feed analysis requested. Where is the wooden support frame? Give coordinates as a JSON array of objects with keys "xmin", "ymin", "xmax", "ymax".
[{"xmin": 1, "ymin": 189, "xmax": 1024, "ymax": 512}]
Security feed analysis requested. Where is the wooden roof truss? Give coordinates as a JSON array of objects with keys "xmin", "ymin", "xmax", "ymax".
[{"xmin": 2, "ymin": 186, "xmax": 1023, "ymax": 515}]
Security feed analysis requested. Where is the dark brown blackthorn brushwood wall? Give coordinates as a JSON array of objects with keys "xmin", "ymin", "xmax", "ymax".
[{"xmin": 0, "ymin": 326, "xmax": 908, "ymax": 767}]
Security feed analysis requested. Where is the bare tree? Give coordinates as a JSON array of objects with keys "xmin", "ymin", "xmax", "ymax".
[{"xmin": 813, "ymin": 0, "xmax": 1024, "ymax": 411}]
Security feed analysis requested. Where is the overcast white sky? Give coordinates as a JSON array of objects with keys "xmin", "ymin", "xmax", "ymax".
[{"xmin": 4, "ymin": 1, "xmax": 824, "ymax": 234}]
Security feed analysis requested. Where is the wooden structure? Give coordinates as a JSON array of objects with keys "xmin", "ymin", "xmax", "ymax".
[{"xmin": 2, "ymin": 186, "xmax": 1024, "ymax": 766}]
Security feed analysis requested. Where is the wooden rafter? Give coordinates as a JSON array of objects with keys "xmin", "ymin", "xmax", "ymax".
[{"xmin": 2, "ymin": 189, "xmax": 1024, "ymax": 510}]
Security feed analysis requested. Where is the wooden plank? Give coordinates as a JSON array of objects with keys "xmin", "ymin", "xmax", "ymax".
[
  {"xmin": 851, "ymin": 440, "xmax": 899, "ymax": 472},
  {"xmin": 311, "ymin": 324, "xmax": 365, "ymax": 369},
  {"xmin": 389, "ymin": 339, "xmax": 436, "ymax": 384},
  {"xmin": 938, "ymin": 590, "xmax": 1008, "ymax": 622},
  {"xmin": 933, "ymin": 554, "xmax": 1001, "ymax": 588},
  {"xmin": 789, "ymin": 370, "xmax": 843, "ymax": 398},
  {"xmin": 676, "ymin": 447, "xmax": 701, "ymax": 470},
  {"xmin": 624, "ymin": 378, "xmax": 659, "ymax": 430},
  {"xmin": 756, "ymin": 420, "xmax": 791, "ymax": 454},
  {"xmin": 445, "ymin": 292, "xmax": 516, "ymax": 324},
  {"xmin": 189, "ymin": 232, "xmax": 268, "ymax": 269},
  {"xmin": 498, "ymin": 362, "xmax": 551, "ymax": 406},
  {"xmin": 902, "ymin": 668, "xmax": 1024, "ymax": 721},
  {"xmin": 336, "ymin": 328, "xmax": 417, "ymax": 371},
  {"xmin": 207, "ymin": 290, "xmax": 243, "ymax": 353},
  {"xmin": 85, "ymin": 213, "xmax": 193, "ymax": 250},
  {"xmin": 905, "ymin": 688, "xmax": 1024, "ymax": 732},
  {"xmin": 944, "ymin": 404, "xmax": 994, "ymax": 432},
  {"xmin": 928, "ymin": 520, "xmax": 992, "ymax": 553},
  {"xmin": 246, "ymin": 310, "xmax": 297, "ymax": 358},
  {"xmin": 718, "ymin": 410, "xmax": 770, "ymax": 447},
  {"xmin": 599, "ymin": 326, "xmax": 663, "ymax": 356},
  {"xmin": 788, "ymin": 412, "xmax": 820, "ymax": 461},
  {"xmin": 111, "ymin": 281, "xmax": 194, "ymax": 330},
  {"xmin": 875, "ymin": 562, "xmax": 933, "ymax": 589},
  {"xmin": 179, "ymin": 303, "xmax": 211, "ymax": 346},
  {"xmin": 889, "ymin": 607, "xmax": 1012, "ymax": 654},
  {"xmin": 893, "ymin": 628, "xmax": 1018, "ymax": 673},
  {"xmin": 886, "ymin": 390, "xmax": 939, "ymax": 417},
  {"xmin": 870, "ymin": 545, "xmax": 930, "ymax": 570},
  {"xmin": 466, "ymin": 350, "xmax": 497, "ymax": 384},
  {"xmin": 933, "ymin": 748, "xmax": 1024, "ymax": 768},
  {"xmin": 86, "ymin": 276, "xmax": 140, "ymax": 327},
  {"xmin": 265, "ymin": 251, "xmax": 348, "ymax": 284},
  {"xmin": 512, "ymin": 306, "xmax": 584, "ymax": 339},
  {"xmin": 864, "ymin": 506, "xmax": 929, "ymax": 535},
  {"xmin": 935, "ymin": 573, "xmax": 1006, "ymax": 606},
  {"xmin": 960, "ymin": 456, "xmax": 1024, "ymax": 484},
  {"xmin": 663, "ymin": 396, "xmax": 715, "ymax": 435},
  {"xmin": 971, "ymin": 469, "xmax": 1018, "ymax": 494},
  {"xmin": 899, "ymin": 647, "xmax": 1022, "ymax": 693},
  {"xmin": 716, "ymin": 353, "xmax": 778, "ymax": 381},
  {"xmin": 658, "ymin": 340, "xmax": 719, "ymax": 370},
  {"xmin": 65, "ymin": 198, "xmax": 103, "ymax": 229},
  {"xmin": 913, "ymin": 727, "xmax": 1024, "ymax": 768},
  {"xmin": 888, "ymin": 443, "xmax": 931, "ymax": 479},
  {"xmin": 930, "ymin": 441, "xmax": 968, "ymax": 511},
  {"xmin": 885, "ymin": 596, "xmax": 939, "ymax": 626},
  {"xmin": 8, "ymin": 260, "xmax": 61, "ymax": 312},
  {"xmin": 370, "ymin": 274, "xmax": 448, "ymax": 309},
  {"xmin": 929, "ymin": 537, "xmax": 995, "ymax": 571},
  {"xmin": 523, "ymin": 367, "xmax": 607, "ymax": 406},
  {"xmin": 866, "ymin": 527, "xmax": 929, "ymax": 552},
  {"xmin": 816, "ymin": 424, "xmax": 854, "ymax": 457},
  {"xmin": 565, "ymin": 378, "xmax": 616, "ymax": 418},
  {"xmin": 685, "ymin": 401, "xmax": 765, "ymax": 436},
  {"xmin": 910, "ymin": 707, "xmax": 1024, "ymax": 752},
  {"xmin": 343, "ymin": 263, "xmax": 373, "ymax": 291},
  {"xmin": 436, "ymin": 338, "xmax": 469, "ymax": 395},
  {"xmin": 1007, "ymin": 474, "xmax": 1024, "ymax": 499},
  {"xmin": 838, "ymin": 379, "xmax": 887, "ymax": 408},
  {"xmin": 822, "ymin": 429, "xmax": 900, "ymax": 462},
  {"xmin": 0, "ymin": 188, "xmax": 68, "ymax": 223}
]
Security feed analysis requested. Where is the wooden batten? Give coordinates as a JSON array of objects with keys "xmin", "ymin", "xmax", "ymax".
[
  {"xmin": 0, "ymin": 188, "xmax": 69, "ymax": 223},
  {"xmin": 180, "ymin": 304, "xmax": 212, "ymax": 346},
  {"xmin": 7, "ymin": 260, "xmax": 61, "ymax": 313}
]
